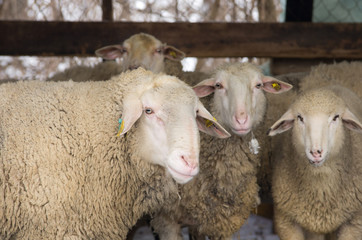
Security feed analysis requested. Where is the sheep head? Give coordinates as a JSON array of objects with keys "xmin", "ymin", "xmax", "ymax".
[
  {"xmin": 95, "ymin": 33, "xmax": 185, "ymax": 73},
  {"xmin": 268, "ymin": 87, "xmax": 362, "ymax": 166},
  {"xmin": 118, "ymin": 69, "xmax": 230, "ymax": 184},
  {"xmin": 193, "ymin": 62, "xmax": 292, "ymax": 137}
]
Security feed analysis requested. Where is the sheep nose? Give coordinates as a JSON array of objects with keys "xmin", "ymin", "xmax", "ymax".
[
  {"xmin": 310, "ymin": 149, "xmax": 323, "ymax": 158},
  {"xmin": 181, "ymin": 155, "xmax": 198, "ymax": 170},
  {"xmin": 235, "ymin": 114, "xmax": 248, "ymax": 125}
]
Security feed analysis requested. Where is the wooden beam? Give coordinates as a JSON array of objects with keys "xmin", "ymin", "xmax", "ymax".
[
  {"xmin": 0, "ymin": 21, "xmax": 361, "ymax": 59},
  {"xmin": 102, "ymin": 0, "xmax": 113, "ymax": 21}
]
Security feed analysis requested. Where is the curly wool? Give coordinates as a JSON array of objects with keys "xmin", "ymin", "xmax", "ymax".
[
  {"xmin": 0, "ymin": 69, "xmax": 179, "ymax": 239},
  {"xmin": 153, "ymin": 133, "xmax": 259, "ymax": 239}
]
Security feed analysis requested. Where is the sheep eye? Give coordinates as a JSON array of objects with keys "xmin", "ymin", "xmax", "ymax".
[
  {"xmin": 297, "ymin": 115, "xmax": 304, "ymax": 122},
  {"xmin": 145, "ymin": 108, "xmax": 153, "ymax": 114},
  {"xmin": 155, "ymin": 48, "xmax": 163, "ymax": 54},
  {"xmin": 215, "ymin": 82, "xmax": 223, "ymax": 89},
  {"xmin": 333, "ymin": 115, "xmax": 340, "ymax": 121},
  {"xmin": 255, "ymin": 83, "xmax": 263, "ymax": 89},
  {"xmin": 121, "ymin": 48, "xmax": 128, "ymax": 54}
]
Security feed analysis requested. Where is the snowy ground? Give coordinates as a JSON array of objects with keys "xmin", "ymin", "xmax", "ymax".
[{"xmin": 132, "ymin": 214, "xmax": 280, "ymax": 240}]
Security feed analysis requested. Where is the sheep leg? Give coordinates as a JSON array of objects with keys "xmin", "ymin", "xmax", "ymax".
[
  {"xmin": 305, "ymin": 230, "xmax": 325, "ymax": 240},
  {"xmin": 151, "ymin": 214, "xmax": 183, "ymax": 240},
  {"xmin": 337, "ymin": 212, "xmax": 362, "ymax": 240},
  {"xmin": 188, "ymin": 226, "xmax": 206, "ymax": 240},
  {"xmin": 274, "ymin": 210, "xmax": 305, "ymax": 240}
]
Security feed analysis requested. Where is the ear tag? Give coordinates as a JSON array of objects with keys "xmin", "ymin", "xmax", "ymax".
[
  {"xmin": 116, "ymin": 118, "xmax": 125, "ymax": 137},
  {"xmin": 272, "ymin": 82, "xmax": 281, "ymax": 91},
  {"xmin": 169, "ymin": 51, "xmax": 177, "ymax": 58},
  {"xmin": 205, "ymin": 117, "xmax": 217, "ymax": 128}
]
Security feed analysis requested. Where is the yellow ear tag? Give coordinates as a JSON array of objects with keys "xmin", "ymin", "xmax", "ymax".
[
  {"xmin": 205, "ymin": 117, "xmax": 217, "ymax": 128},
  {"xmin": 272, "ymin": 82, "xmax": 281, "ymax": 91},
  {"xmin": 116, "ymin": 118, "xmax": 125, "ymax": 137},
  {"xmin": 169, "ymin": 51, "xmax": 177, "ymax": 58}
]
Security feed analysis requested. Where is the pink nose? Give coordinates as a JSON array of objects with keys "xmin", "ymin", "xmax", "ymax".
[
  {"xmin": 310, "ymin": 149, "xmax": 323, "ymax": 158},
  {"xmin": 234, "ymin": 114, "xmax": 248, "ymax": 125},
  {"xmin": 181, "ymin": 155, "xmax": 198, "ymax": 170}
]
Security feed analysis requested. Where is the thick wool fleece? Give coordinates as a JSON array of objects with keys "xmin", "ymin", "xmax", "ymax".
[
  {"xmin": 299, "ymin": 61, "xmax": 362, "ymax": 96},
  {"xmin": 153, "ymin": 95, "xmax": 260, "ymax": 239},
  {"xmin": 0, "ymin": 69, "xmax": 178, "ymax": 239}
]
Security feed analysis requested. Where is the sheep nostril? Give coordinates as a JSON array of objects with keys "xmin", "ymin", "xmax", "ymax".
[{"xmin": 181, "ymin": 155, "xmax": 197, "ymax": 170}]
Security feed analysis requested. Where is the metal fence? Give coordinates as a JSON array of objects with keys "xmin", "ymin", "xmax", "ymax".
[{"xmin": 313, "ymin": 0, "xmax": 362, "ymax": 22}]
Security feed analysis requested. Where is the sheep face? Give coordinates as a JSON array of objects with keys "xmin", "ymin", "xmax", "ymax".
[
  {"xmin": 268, "ymin": 88, "xmax": 362, "ymax": 167},
  {"xmin": 95, "ymin": 33, "xmax": 185, "ymax": 73},
  {"xmin": 118, "ymin": 74, "xmax": 230, "ymax": 184},
  {"xmin": 193, "ymin": 62, "xmax": 292, "ymax": 136}
]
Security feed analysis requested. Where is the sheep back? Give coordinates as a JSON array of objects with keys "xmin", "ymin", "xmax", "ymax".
[{"xmin": 0, "ymin": 71, "xmax": 178, "ymax": 239}]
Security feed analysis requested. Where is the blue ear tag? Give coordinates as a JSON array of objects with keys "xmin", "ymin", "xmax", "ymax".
[{"xmin": 116, "ymin": 118, "xmax": 125, "ymax": 137}]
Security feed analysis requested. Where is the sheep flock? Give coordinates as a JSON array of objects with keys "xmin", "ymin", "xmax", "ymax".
[{"xmin": 1, "ymin": 32, "xmax": 362, "ymax": 240}]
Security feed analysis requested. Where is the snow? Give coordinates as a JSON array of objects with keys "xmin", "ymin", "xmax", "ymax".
[{"xmin": 132, "ymin": 214, "xmax": 280, "ymax": 240}]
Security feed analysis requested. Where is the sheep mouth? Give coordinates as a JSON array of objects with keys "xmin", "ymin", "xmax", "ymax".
[
  {"xmin": 231, "ymin": 127, "xmax": 251, "ymax": 135},
  {"xmin": 167, "ymin": 166, "xmax": 198, "ymax": 183},
  {"xmin": 308, "ymin": 158, "xmax": 325, "ymax": 167}
]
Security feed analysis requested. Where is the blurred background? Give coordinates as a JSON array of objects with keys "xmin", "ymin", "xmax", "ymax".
[{"xmin": 0, "ymin": 0, "xmax": 285, "ymax": 80}]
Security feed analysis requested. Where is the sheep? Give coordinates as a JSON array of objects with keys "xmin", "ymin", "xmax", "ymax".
[
  {"xmin": 48, "ymin": 32, "xmax": 186, "ymax": 81},
  {"xmin": 268, "ymin": 85, "xmax": 362, "ymax": 240},
  {"xmin": 0, "ymin": 68, "xmax": 230, "ymax": 240},
  {"xmin": 151, "ymin": 62, "xmax": 293, "ymax": 240},
  {"xmin": 260, "ymin": 61, "xmax": 362, "ymax": 203}
]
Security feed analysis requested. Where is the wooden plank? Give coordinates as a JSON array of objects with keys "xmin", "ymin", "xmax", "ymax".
[
  {"xmin": 102, "ymin": 0, "xmax": 113, "ymax": 21},
  {"xmin": 0, "ymin": 21, "xmax": 361, "ymax": 58},
  {"xmin": 285, "ymin": 0, "xmax": 314, "ymax": 22}
]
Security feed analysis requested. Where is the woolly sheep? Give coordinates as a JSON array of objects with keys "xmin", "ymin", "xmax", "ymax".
[
  {"xmin": 48, "ymin": 32, "xmax": 186, "ymax": 81},
  {"xmin": 268, "ymin": 85, "xmax": 362, "ymax": 240},
  {"xmin": 151, "ymin": 62, "xmax": 292, "ymax": 240},
  {"xmin": 260, "ymin": 61, "xmax": 362, "ymax": 202},
  {"xmin": 0, "ymin": 68, "xmax": 230, "ymax": 239}
]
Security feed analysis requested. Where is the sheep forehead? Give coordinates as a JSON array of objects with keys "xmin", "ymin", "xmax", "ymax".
[
  {"xmin": 216, "ymin": 62, "xmax": 261, "ymax": 76},
  {"xmin": 124, "ymin": 33, "xmax": 162, "ymax": 51},
  {"xmin": 215, "ymin": 63, "xmax": 261, "ymax": 87},
  {"xmin": 293, "ymin": 89, "xmax": 345, "ymax": 115}
]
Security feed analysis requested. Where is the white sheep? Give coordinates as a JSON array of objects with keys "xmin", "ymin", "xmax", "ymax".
[
  {"xmin": 151, "ymin": 62, "xmax": 292, "ymax": 240},
  {"xmin": 0, "ymin": 68, "xmax": 230, "ymax": 239},
  {"xmin": 48, "ymin": 32, "xmax": 186, "ymax": 81},
  {"xmin": 260, "ymin": 61, "xmax": 362, "ymax": 203},
  {"xmin": 268, "ymin": 85, "xmax": 362, "ymax": 240}
]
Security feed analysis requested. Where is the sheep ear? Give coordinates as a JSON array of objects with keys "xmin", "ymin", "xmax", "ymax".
[
  {"xmin": 262, "ymin": 76, "xmax": 293, "ymax": 94},
  {"xmin": 95, "ymin": 44, "xmax": 125, "ymax": 60},
  {"xmin": 118, "ymin": 95, "xmax": 143, "ymax": 136},
  {"xmin": 268, "ymin": 109, "xmax": 295, "ymax": 136},
  {"xmin": 196, "ymin": 101, "xmax": 231, "ymax": 138},
  {"xmin": 163, "ymin": 45, "xmax": 185, "ymax": 61},
  {"xmin": 342, "ymin": 109, "xmax": 362, "ymax": 133},
  {"xmin": 193, "ymin": 78, "xmax": 216, "ymax": 97}
]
